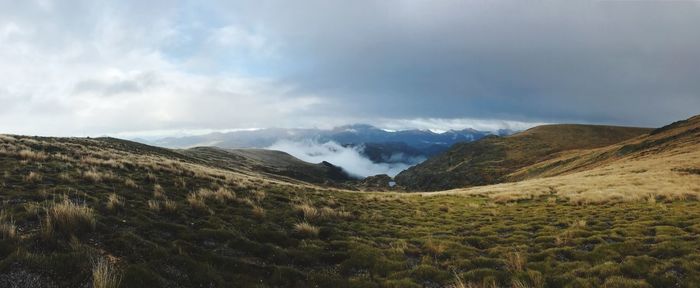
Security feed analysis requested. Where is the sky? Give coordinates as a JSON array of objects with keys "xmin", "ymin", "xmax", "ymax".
[{"xmin": 1, "ymin": 0, "xmax": 699, "ymax": 137}]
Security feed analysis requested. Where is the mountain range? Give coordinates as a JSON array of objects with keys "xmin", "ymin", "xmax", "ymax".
[{"xmin": 140, "ymin": 124, "xmax": 507, "ymax": 166}]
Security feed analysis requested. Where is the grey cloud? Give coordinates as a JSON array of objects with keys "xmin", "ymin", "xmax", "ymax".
[
  {"xmin": 204, "ymin": 1, "xmax": 700, "ymax": 127},
  {"xmin": 0, "ymin": 0, "xmax": 698, "ymax": 137}
]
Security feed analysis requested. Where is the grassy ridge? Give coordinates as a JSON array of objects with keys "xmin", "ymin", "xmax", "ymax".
[
  {"xmin": 395, "ymin": 124, "xmax": 652, "ymax": 191},
  {"xmin": 0, "ymin": 115, "xmax": 699, "ymax": 287}
]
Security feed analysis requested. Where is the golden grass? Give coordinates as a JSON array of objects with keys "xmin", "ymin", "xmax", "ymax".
[
  {"xmin": 213, "ymin": 187, "xmax": 236, "ymax": 203},
  {"xmin": 153, "ymin": 184, "xmax": 165, "ymax": 199},
  {"xmin": 251, "ymin": 205, "xmax": 265, "ymax": 219},
  {"xmin": 147, "ymin": 200, "xmax": 161, "ymax": 212},
  {"xmin": 427, "ymin": 146, "xmax": 700, "ymax": 205},
  {"xmin": 106, "ymin": 193, "xmax": 123, "ymax": 211},
  {"xmin": 293, "ymin": 221, "xmax": 319, "ymax": 237},
  {"xmin": 504, "ymin": 251, "xmax": 526, "ymax": 272},
  {"xmin": 187, "ymin": 192, "xmax": 208, "ymax": 211},
  {"xmin": 0, "ymin": 210, "xmax": 17, "ymax": 240},
  {"xmin": 92, "ymin": 257, "xmax": 122, "ymax": 288},
  {"xmin": 162, "ymin": 199, "xmax": 178, "ymax": 213},
  {"xmin": 124, "ymin": 178, "xmax": 138, "ymax": 188},
  {"xmin": 18, "ymin": 149, "xmax": 47, "ymax": 161},
  {"xmin": 43, "ymin": 199, "xmax": 96, "ymax": 238},
  {"xmin": 82, "ymin": 169, "xmax": 115, "ymax": 183},
  {"xmin": 24, "ymin": 171, "xmax": 42, "ymax": 183},
  {"xmin": 294, "ymin": 203, "xmax": 319, "ymax": 220}
]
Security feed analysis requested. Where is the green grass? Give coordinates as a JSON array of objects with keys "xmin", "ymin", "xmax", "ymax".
[{"xmin": 1, "ymin": 135, "xmax": 700, "ymax": 287}]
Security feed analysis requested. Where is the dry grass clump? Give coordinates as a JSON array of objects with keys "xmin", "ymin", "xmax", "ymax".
[
  {"xmin": 153, "ymin": 184, "xmax": 165, "ymax": 199},
  {"xmin": 106, "ymin": 193, "xmax": 124, "ymax": 211},
  {"xmin": 504, "ymin": 251, "xmax": 526, "ymax": 272},
  {"xmin": 123, "ymin": 178, "xmax": 138, "ymax": 189},
  {"xmin": 82, "ymin": 169, "xmax": 115, "ymax": 183},
  {"xmin": 0, "ymin": 210, "xmax": 17, "ymax": 240},
  {"xmin": 162, "ymin": 199, "xmax": 178, "ymax": 213},
  {"xmin": 187, "ymin": 192, "xmax": 208, "ymax": 211},
  {"xmin": 18, "ymin": 149, "xmax": 48, "ymax": 161},
  {"xmin": 147, "ymin": 200, "xmax": 161, "ymax": 212},
  {"xmin": 252, "ymin": 190, "xmax": 266, "ymax": 202},
  {"xmin": 423, "ymin": 238, "xmax": 447, "ymax": 256},
  {"xmin": 293, "ymin": 221, "xmax": 319, "ymax": 237},
  {"xmin": 24, "ymin": 171, "xmax": 42, "ymax": 183},
  {"xmin": 251, "ymin": 205, "xmax": 265, "ymax": 219},
  {"xmin": 294, "ymin": 203, "xmax": 320, "ymax": 220},
  {"xmin": 43, "ymin": 199, "xmax": 96, "ymax": 238},
  {"xmin": 213, "ymin": 187, "xmax": 236, "ymax": 203},
  {"xmin": 92, "ymin": 257, "xmax": 122, "ymax": 288}
]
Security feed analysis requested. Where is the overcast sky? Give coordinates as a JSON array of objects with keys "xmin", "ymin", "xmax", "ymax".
[{"xmin": 1, "ymin": 0, "xmax": 699, "ymax": 137}]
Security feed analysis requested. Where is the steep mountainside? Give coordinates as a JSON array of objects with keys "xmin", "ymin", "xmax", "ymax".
[{"xmin": 395, "ymin": 124, "xmax": 652, "ymax": 191}]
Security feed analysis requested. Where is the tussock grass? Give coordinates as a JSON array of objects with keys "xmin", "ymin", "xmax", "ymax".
[
  {"xmin": 124, "ymin": 178, "xmax": 138, "ymax": 188},
  {"xmin": 18, "ymin": 149, "xmax": 48, "ymax": 161},
  {"xmin": 82, "ymin": 169, "xmax": 115, "ymax": 183},
  {"xmin": 504, "ymin": 251, "xmax": 526, "ymax": 272},
  {"xmin": 187, "ymin": 192, "xmax": 208, "ymax": 211},
  {"xmin": 153, "ymin": 184, "xmax": 165, "ymax": 199},
  {"xmin": 106, "ymin": 193, "xmax": 123, "ymax": 211},
  {"xmin": 251, "ymin": 205, "xmax": 265, "ymax": 219},
  {"xmin": 0, "ymin": 211, "xmax": 17, "ymax": 240},
  {"xmin": 92, "ymin": 257, "xmax": 122, "ymax": 288},
  {"xmin": 162, "ymin": 199, "xmax": 178, "ymax": 213},
  {"xmin": 293, "ymin": 221, "xmax": 319, "ymax": 237},
  {"xmin": 43, "ymin": 199, "xmax": 95, "ymax": 238},
  {"xmin": 24, "ymin": 171, "xmax": 42, "ymax": 183},
  {"xmin": 147, "ymin": 200, "xmax": 161, "ymax": 212}
]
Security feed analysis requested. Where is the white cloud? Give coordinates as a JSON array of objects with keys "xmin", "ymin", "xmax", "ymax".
[{"xmin": 268, "ymin": 140, "xmax": 420, "ymax": 178}]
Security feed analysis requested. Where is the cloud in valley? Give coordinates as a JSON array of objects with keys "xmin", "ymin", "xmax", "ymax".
[{"xmin": 268, "ymin": 140, "xmax": 421, "ymax": 178}]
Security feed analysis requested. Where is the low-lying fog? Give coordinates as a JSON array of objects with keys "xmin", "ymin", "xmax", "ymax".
[{"xmin": 268, "ymin": 140, "xmax": 424, "ymax": 178}]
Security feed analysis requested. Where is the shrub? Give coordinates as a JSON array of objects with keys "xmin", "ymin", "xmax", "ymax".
[
  {"xmin": 43, "ymin": 199, "xmax": 96, "ymax": 238},
  {"xmin": 92, "ymin": 257, "xmax": 122, "ymax": 288}
]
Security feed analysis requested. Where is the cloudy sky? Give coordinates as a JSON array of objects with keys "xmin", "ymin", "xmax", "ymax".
[{"xmin": 1, "ymin": 0, "xmax": 699, "ymax": 137}]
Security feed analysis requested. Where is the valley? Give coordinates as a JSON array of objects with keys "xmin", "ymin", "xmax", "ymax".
[{"xmin": 0, "ymin": 115, "xmax": 698, "ymax": 287}]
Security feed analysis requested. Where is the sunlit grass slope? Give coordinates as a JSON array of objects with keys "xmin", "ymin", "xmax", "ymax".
[{"xmin": 0, "ymin": 114, "xmax": 699, "ymax": 287}]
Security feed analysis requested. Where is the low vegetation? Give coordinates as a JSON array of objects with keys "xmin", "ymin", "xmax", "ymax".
[{"xmin": 0, "ymin": 115, "xmax": 698, "ymax": 287}]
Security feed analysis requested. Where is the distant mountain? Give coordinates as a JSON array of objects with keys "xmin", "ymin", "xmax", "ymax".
[
  {"xmin": 142, "ymin": 124, "xmax": 497, "ymax": 165},
  {"xmin": 395, "ymin": 124, "xmax": 653, "ymax": 191}
]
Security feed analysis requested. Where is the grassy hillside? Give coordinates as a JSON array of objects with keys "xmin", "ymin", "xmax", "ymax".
[
  {"xmin": 395, "ymin": 124, "xmax": 652, "ymax": 191},
  {"xmin": 180, "ymin": 147, "xmax": 354, "ymax": 185},
  {"xmin": 508, "ymin": 115, "xmax": 700, "ymax": 181},
  {"xmin": 0, "ymin": 115, "xmax": 699, "ymax": 287}
]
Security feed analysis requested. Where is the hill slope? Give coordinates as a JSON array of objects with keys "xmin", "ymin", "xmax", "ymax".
[
  {"xmin": 437, "ymin": 114, "xmax": 700, "ymax": 205},
  {"xmin": 180, "ymin": 147, "xmax": 354, "ymax": 185},
  {"xmin": 395, "ymin": 124, "xmax": 652, "ymax": 191},
  {"xmin": 0, "ymin": 116, "xmax": 700, "ymax": 287}
]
